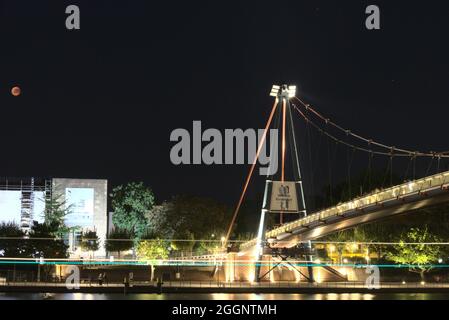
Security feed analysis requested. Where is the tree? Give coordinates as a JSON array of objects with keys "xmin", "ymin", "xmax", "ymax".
[
  {"xmin": 386, "ymin": 226, "xmax": 443, "ymax": 280},
  {"xmin": 111, "ymin": 182, "xmax": 155, "ymax": 240},
  {"xmin": 157, "ymin": 195, "xmax": 232, "ymax": 254},
  {"xmin": 104, "ymin": 229, "xmax": 133, "ymax": 258},
  {"xmin": 80, "ymin": 230, "xmax": 100, "ymax": 254},
  {"xmin": 197, "ymin": 231, "xmax": 225, "ymax": 256},
  {"xmin": 355, "ymin": 222, "xmax": 399, "ymax": 262},
  {"xmin": 170, "ymin": 230, "xmax": 195, "ymax": 256},
  {"xmin": 136, "ymin": 239, "xmax": 169, "ymax": 261},
  {"xmin": 29, "ymin": 222, "xmax": 69, "ymax": 259},
  {"xmin": 144, "ymin": 203, "xmax": 172, "ymax": 239},
  {"xmin": 42, "ymin": 192, "xmax": 73, "ymax": 238},
  {"xmin": 0, "ymin": 222, "xmax": 28, "ymax": 258},
  {"xmin": 136, "ymin": 238, "xmax": 169, "ymax": 282},
  {"xmin": 28, "ymin": 222, "xmax": 69, "ymax": 281}
]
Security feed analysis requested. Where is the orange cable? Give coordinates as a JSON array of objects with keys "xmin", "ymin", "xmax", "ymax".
[{"xmin": 223, "ymin": 98, "xmax": 279, "ymax": 247}]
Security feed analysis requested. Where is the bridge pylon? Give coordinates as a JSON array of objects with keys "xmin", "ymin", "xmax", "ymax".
[{"xmin": 254, "ymin": 84, "xmax": 314, "ymax": 283}]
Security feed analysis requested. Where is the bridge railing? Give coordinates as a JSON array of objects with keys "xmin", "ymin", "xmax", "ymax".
[
  {"xmin": 241, "ymin": 170, "xmax": 449, "ymax": 250},
  {"xmin": 3, "ymin": 279, "xmax": 449, "ymax": 290}
]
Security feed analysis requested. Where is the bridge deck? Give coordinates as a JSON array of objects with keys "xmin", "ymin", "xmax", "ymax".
[{"xmin": 241, "ymin": 170, "xmax": 449, "ymax": 250}]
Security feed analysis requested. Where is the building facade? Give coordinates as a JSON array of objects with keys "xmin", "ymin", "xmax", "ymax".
[{"xmin": 0, "ymin": 177, "xmax": 108, "ymax": 257}]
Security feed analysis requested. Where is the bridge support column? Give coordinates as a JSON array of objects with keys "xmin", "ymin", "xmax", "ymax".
[
  {"xmin": 306, "ymin": 240, "xmax": 315, "ymax": 283},
  {"xmin": 254, "ymin": 208, "xmax": 267, "ymax": 282}
]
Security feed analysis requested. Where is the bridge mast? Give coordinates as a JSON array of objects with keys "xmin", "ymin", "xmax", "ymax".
[{"xmin": 254, "ymin": 84, "xmax": 314, "ymax": 283}]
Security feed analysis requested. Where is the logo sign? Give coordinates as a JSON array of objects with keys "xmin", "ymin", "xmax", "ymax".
[{"xmin": 269, "ymin": 181, "xmax": 299, "ymax": 212}]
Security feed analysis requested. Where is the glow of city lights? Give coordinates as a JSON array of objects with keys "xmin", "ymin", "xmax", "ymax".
[
  {"xmin": 247, "ymin": 272, "xmax": 255, "ymax": 283},
  {"xmin": 315, "ymin": 270, "xmax": 323, "ymax": 283},
  {"xmin": 338, "ymin": 268, "xmax": 347, "ymax": 276}
]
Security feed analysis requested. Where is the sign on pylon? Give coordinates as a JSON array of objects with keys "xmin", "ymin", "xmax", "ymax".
[{"xmin": 269, "ymin": 181, "xmax": 300, "ymax": 213}]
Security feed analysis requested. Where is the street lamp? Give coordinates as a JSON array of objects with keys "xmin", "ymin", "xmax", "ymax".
[
  {"xmin": 269, "ymin": 84, "xmax": 296, "ymax": 98},
  {"xmin": 269, "ymin": 85, "xmax": 280, "ymax": 97},
  {"xmin": 287, "ymin": 85, "xmax": 296, "ymax": 98}
]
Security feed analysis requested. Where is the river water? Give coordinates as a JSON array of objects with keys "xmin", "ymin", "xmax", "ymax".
[{"xmin": 1, "ymin": 292, "xmax": 449, "ymax": 300}]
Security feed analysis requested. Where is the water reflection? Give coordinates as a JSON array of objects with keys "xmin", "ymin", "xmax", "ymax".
[{"xmin": 0, "ymin": 292, "xmax": 448, "ymax": 300}]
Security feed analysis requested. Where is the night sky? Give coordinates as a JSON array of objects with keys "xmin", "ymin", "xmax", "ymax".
[{"xmin": 1, "ymin": 1, "xmax": 449, "ymax": 211}]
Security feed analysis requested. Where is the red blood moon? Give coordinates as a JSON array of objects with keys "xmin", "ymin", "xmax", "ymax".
[{"xmin": 11, "ymin": 86, "xmax": 21, "ymax": 97}]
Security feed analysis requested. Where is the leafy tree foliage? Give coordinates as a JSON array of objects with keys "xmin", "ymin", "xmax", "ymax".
[
  {"xmin": 80, "ymin": 230, "xmax": 100, "ymax": 252},
  {"xmin": 386, "ymin": 226, "xmax": 443, "ymax": 280},
  {"xmin": 136, "ymin": 239, "xmax": 169, "ymax": 261},
  {"xmin": 111, "ymin": 182, "xmax": 155, "ymax": 240},
  {"xmin": 152, "ymin": 195, "xmax": 232, "ymax": 254},
  {"xmin": 170, "ymin": 230, "xmax": 195, "ymax": 254},
  {"xmin": 104, "ymin": 228, "xmax": 133, "ymax": 258},
  {"xmin": 29, "ymin": 222, "xmax": 69, "ymax": 258},
  {"xmin": 43, "ymin": 192, "xmax": 73, "ymax": 238},
  {"xmin": 0, "ymin": 222, "xmax": 69, "ymax": 259},
  {"xmin": 0, "ymin": 222, "xmax": 28, "ymax": 258}
]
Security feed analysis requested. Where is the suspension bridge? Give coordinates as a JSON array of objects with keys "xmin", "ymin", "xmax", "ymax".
[{"xmin": 217, "ymin": 84, "xmax": 449, "ymax": 283}]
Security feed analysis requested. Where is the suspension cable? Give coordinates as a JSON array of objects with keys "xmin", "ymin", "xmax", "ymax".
[
  {"xmin": 223, "ymin": 98, "xmax": 279, "ymax": 247},
  {"xmin": 292, "ymin": 104, "xmax": 414, "ymax": 157},
  {"xmin": 293, "ymin": 96, "xmax": 449, "ymax": 158},
  {"xmin": 346, "ymin": 147, "xmax": 356, "ymax": 199},
  {"xmin": 403, "ymin": 155, "xmax": 413, "ymax": 181},
  {"xmin": 326, "ymin": 134, "xmax": 334, "ymax": 205}
]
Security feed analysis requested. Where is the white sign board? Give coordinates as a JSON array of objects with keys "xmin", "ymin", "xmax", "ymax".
[
  {"xmin": 65, "ymin": 188, "xmax": 94, "ymax": 227},
  {"xmin": 269, "ymin": 181, "xmax": 299, "ymax": 212}
]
